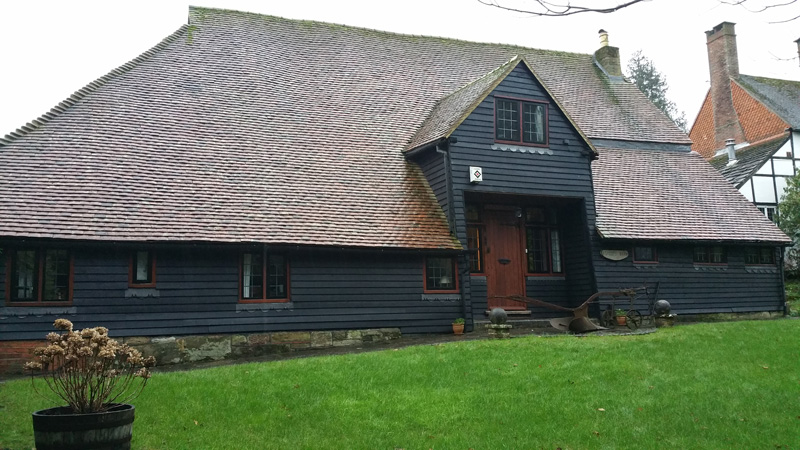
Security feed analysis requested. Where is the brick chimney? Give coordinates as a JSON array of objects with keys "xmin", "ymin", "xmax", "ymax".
[
  {"xmin": 594, "ymin": 29, "xmax": 622, "ymax": 78},
  {"xmin": 706, "ymin": 22, "xmax": 746, "ymax": 146}
]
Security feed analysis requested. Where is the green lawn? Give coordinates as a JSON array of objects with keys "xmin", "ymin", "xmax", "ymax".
[
  {"xmin": 2, "ymin": 320, "xmax": 799, "ymax": 449},
  {"xmin": 786, "ymin": 278, "xmax": 800, "ymax": 316}
]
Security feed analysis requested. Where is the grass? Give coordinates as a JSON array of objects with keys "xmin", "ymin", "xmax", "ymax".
[
  {"xmin": 2, "ymin": 320, "xmax": 799, "ymax": 449},
  {"xmin": 785, "ymin": 278, "xmax": 800, "ymax": 316}
]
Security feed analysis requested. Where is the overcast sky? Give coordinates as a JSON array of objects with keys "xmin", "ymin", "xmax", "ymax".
[{"xmin": 1, "ymin": 0, "xmax": 798, "ymax": 137}]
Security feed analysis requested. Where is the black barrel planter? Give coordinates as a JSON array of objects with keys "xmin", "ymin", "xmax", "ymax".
[{"xmin": 32, "ymin": 403, "xmax": 135, "ymax": 450}]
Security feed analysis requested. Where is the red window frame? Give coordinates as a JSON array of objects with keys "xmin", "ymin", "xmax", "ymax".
[
  {"xmin": 632, "ymin": 246, "xmax": 658, "ymax": 264},
  {"xmin": 693, "ymin": 246, "xmax": 727, "ymax": 265},
  {"xmin": 128, "ymin": 251, "xmax": 156, "ymax": 288},
  {"xmin": 423, "ymin": 256, "xmax": 459, "ymax": 294},
  {"xmin": 466, "ymin": 204, "xmax": 484, "ymax": 274},
  {"xmin": 239, "ymin": 251, "xmax": 290, "ymax": 303},
  {"xmin": 524, "ymin": 207, "xmax": 564, "ymax": 277},
  {"xmin": 493, "ymin": 96, "xmax": 549, "ymax": 148},
  {"xmin": 744, "ymin": 247, "xmax": 776, "ymax": 266},
  {"xmin": 5, "ymin": 249, "xmax": 74, "ymax": 306}
]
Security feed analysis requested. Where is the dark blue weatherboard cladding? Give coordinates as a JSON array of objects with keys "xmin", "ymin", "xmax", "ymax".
[
  {"xmin": 448, "ymin": 64, "xmax": 597, "ymax": 313},
  {"xmin": 594, "ymin": 244, "xmax": 784, "ymax": 314},
  {"xmin": 418, "ymin": 149, "xmax": 449, "ymax": 224},
  {"xmin": 0, "ymin": 246, "xmax": 463, "ymax": 340}
]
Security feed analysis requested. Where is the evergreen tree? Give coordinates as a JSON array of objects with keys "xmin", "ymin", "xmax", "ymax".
[
  {"xmin": 779, "ymin": 175, "xmax": 800, "ymax": 275},
  {"xmin": 626, "ymin": 50, "xmax": 687, "ymax": 131}
]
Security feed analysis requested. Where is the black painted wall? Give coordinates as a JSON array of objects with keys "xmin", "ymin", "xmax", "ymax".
[
  {"xmin": 447, "ymin": 64, "xmax": 598, "ymax": 315},
  {"xmin": 0, "ymin": 246, "xmax": 463, "ymax": 340},
  {"xmin": 593, "ymin": 243, "xmax": 784, "ymax": 314}
]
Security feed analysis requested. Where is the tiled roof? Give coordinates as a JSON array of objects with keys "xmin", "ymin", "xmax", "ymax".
[
  {"xmin": 690, "ymin": 81, "xmax": 789, "ymax": 158},
  {"xmin": 709, "ymin": 135, "xmax": 788, "ymax": 188},
  {"xmin": 406, "ymin": 57, "xmax": 519, "ymax": 151},
  {"xmin": 737, "ymin": 75, "xmax": 800, "ymax": 129},
  {"xmin": 592, "ymin": 147, "xmax": 790, "ymax": 244},
  {"xmin": 0, "ymin": 7, "xmax": 688, "ymax": 246}
]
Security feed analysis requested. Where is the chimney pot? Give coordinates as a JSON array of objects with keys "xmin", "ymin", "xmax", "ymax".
[
  {"xmin": 599, "ymin": 29, "xmax": 609, "ymax": 47},
  {"xmin": 725, "ymin": 138, "xmax": 737, "ymax": 164},
  {"xmin": 795, "ymin": 37, "xmax": 800, "ymax": 67}
]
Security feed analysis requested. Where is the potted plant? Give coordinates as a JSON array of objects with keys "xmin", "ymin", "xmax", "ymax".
[
  {"xmin": 24, "ymin": 319, "xmax": 156, "ymax": 450},
  {"xmin": 615, "ymin": 309, "xmax": 627, "ymax": 326},
  {"xmin": 452, "ymin": 318, "xmax": 465, "ymax": 335}
]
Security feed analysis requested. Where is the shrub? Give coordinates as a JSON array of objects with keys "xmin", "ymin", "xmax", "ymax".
[{"xmin": 24, "ymin": 319, "xmax": 156, "ymax": 414}]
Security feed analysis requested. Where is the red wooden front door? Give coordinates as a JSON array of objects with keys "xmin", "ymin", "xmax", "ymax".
[{"xmin": 484, "ymin": 207, "xmax": 527, "ymax": 310}]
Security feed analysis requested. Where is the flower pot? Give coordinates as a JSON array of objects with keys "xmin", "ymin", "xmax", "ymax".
[
  {"xmin": 615, "ymin": 315, "xmax": 627, "ymax": 326},
  {"xmin": 452, "ymin": 323, "xmax": 465, "ymax": 335},
  {"xmin": 32, "ymin": 403, "xmax": 135, "ymax": 450}
]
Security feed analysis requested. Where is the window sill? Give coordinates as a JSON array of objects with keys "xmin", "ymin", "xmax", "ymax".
[
  {"xmin": 491, "ymin": 143, "xmax": 553, "ymax": 155},
  {"xmin": 125, "ymin": 288, "xmax": 160, "ymax": 298},
  {"xmin": 236, "ymin": 302, "xmax": 294, "ymax": 312},
  {"xmin": 0, "ymin": 306, "xmax": 78, "ymax": 317},
  {"xmin": 525, "ymin": 274, "xmax": 566, "ymax": 279},
  {"xmin": 693, "ymin": 264, "xmax": 728, "ymax": 271},
  {"xmin": 421, "ymin": 294, "xmax": 461, "ymax": 302},
  {"xmin": 745, "ymin": 266, "xmax": 778, "ymax": 274}
]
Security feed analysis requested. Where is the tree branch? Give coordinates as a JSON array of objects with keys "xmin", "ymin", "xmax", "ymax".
[{"xmin": 476, "ymin": 0, "xmax": 650, "ymax": 17}]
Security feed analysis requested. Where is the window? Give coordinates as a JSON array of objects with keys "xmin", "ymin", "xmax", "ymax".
[
  {"xmin": 129, "ymin": 251, "xmax": 156, "ymax": 287},
  {"xmin": 633, "ymin": 246, "xmax": 657, "ymax": 263},
  {"xmin": 425, "ymin": 257, "xmax": 458, "ymax": 292},
  {"xmin": 7, "ymin": 249, "xmax": 72, "ymax": 304},
  {"xmin": 466, "ymin": 204, "xmax": 483, "ymax": 273},
  {"xmin": 757, "ymin": 206, "xmax": 777, "ymax": 223},
  {"xmin": 525, "ymin": 207, "xmax": 562, "ymax": 275},
  {"xmin": 693, "ymin": 246, "xmax": 727, "ymax": 264},
  {"xmin": 745, "ymin": 247, "xmax": 775, "ymax": 265},
  {"xmin": 240, "ymin": 251, "xmax": 289, "ymax": 302},
  {"xmin": 495, "ymin": 97, "xmax": 547, "ymax": 145}
]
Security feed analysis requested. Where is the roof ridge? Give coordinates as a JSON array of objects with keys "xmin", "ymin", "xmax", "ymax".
[
  {"xmin": 445, "ymin": 55, "xmax": 520, "ymax": 94},
  {"xmin": 739, "ymin": 73, "xmax": 800, "ymax": 85},
  {"xmin": 187, "ymin": 6, "xmax": 591, "ymax": 59},
  {"xmin": 0, "ymin": 24, "xmax": 190, "ymax": 147}
]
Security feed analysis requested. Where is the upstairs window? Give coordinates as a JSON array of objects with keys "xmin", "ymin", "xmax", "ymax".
[
  {"xmin": 693, "ymin": 246, "xmax": 727, "ymax": 264},
  {"xmin": 424, "ymin": 257, "xmax": 458, "ymax": 292},
  {"xmin": 495, "ymin": 97, "xmax": 547, "ymax": 146},
  {"xmin": 757, "ymin": 206, "xmax": 776, "ymax": 223},
  {"xmin": 525, "ymin": 207, "xmax": 562, "ymax": 275},
  {"xmin": 241, "ymin": 251, "xmax": 289, "ymax": 302},
  {"xmin": 7, "ymin": 249, "xmax": 72, "ymax": 304},
  {"xmin": 129, "ymin": 251, "xmax": 156, "ymax": 287},
  {"xmin": 745, "ymin": 247, "xmax": 775, "ymax": 265}
]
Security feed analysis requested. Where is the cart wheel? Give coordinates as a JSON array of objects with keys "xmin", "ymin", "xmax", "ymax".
[
  {"xmin": 626, "ymin": 310, "xmax": 642, "ymax": 330},
  {"xmin": 600, "ymin": 310, "xmax": 615, "ymax": 328}
]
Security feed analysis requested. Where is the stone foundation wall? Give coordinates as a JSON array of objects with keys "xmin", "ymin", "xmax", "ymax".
[
  {"xmin": 0, "ymin": 328, "xmax": 401, "ymax": 377},
  {"xmin": 123, "ymin": 328, "xmax": 402, "ymax": 367},
  {"xmin": 677, "ymin": 311, "xmax": 786, "ymax": 323}
]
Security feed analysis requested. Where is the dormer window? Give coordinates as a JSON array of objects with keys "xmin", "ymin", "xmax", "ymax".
[{"xmin": 495, "ymin": 97, "xmax": 547, "ymax": 146}]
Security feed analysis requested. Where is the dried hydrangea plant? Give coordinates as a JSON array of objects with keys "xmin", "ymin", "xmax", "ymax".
[{"xmin": 24, "ymin": 318, "xmax": 156, "ymax": 414}]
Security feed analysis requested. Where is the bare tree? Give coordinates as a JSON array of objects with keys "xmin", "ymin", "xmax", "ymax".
[
  {"xmin": 476, "ymin": 0, "xmax": 649, "ymax": 17},
  {"xmin": 479, "ymin": 0, "xmax": 798, "ymax": 21}
]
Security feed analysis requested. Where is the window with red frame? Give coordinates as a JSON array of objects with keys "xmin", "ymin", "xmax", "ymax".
[
  {"xmin": 495, "ymin": 97, "xmax": 547, "ymax": 145},
  {"xmin": 525, "ymin": 207, "xmax": 562, "ymax": 274},
  {"xmin": 425, "ymin": 257, "xmax": 457, "ymax": 291},
  {"xmin": 633, "ymin": 246, "xmax": 657, "ymax": 263},
  {"xmin": 7, "ymin": 249, "xmax": 71, "ymax": 304},
  {"xmin": 241, "ymin": 251, "xmax": 288, "ymax": 301},
  {"xmin": 693, "ymin": 246, "xmax": 727, "ymax": 264},
  {"xmin": 466, "ymin": 204, "xmax": 484, "ymax": 273},
  {"xmin": 745, "ymin": 247, "xmax": 775, "ymax": 265}
]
